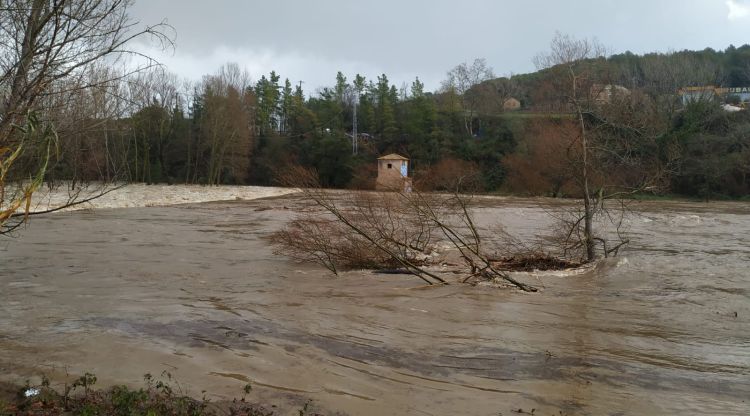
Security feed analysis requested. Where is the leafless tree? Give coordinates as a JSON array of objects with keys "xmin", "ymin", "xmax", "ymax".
[
  {"xmin": 198, "ymin": 63, "xmax": 254, "ymax": 185},
  {"xmin": 441, "ymin": 58, "xmax": 495, "ymax": 136},
  {"xmin": 124, "ymin": 68, "xmax": 188, "ymax": 184},
  {"xmin": 533, "ymin": 33, "xmax": 609, "ymax": 261},
  {"xmin": 272, "ymin": 166, "xmax": 537, "ymax": 291},
  {"xmin": 415, "ymin": 157, "xmax": 483, "ymax": 192},
  {"xmin": 534, "ymin": 32, "xmax": 672, "ymax": 262},
  {"xmin": 40, "ymin": 65, "xmax": 134, "ymax": 187},
  {"xmin": 638, "ymin": 51, "xmax": 724, "ymax": 117},
  {"xmin": 475, "ymin": 76, "xmax": 522, "ymax": 114},
  {"xmin": 0, "ymin": 0, "xmax": 173, "ymax": 234}
]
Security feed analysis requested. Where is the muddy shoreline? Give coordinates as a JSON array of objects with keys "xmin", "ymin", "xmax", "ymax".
[{"xmin": 1, "ymin": 194, "xmax": 749, "ymax": 415}]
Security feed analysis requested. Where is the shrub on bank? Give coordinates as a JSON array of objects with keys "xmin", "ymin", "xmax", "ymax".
[{"xmin": 0, "ymin": 372, "xmax": 322, "ymax": 416}]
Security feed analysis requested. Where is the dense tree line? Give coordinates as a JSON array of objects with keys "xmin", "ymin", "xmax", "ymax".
[
  {"xmin": 507, "ymin": 43, "xmax": 750, "ymax": 199},
  {"xmin": 28, "ymin": 44, "xmax": 750, "ymax": 200}
]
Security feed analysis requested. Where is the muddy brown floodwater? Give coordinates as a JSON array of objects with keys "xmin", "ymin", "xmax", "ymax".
[{"xmin": 1, "ymin": 194, "xmax": 749, "ymax": 415}]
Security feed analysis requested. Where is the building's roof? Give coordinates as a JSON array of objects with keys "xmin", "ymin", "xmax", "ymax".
[{"xmin": 378, "ymin": 153, "xmax": 409, "ymax": 161}]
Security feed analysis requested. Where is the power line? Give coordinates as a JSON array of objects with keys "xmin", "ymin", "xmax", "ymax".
[{"xmin": 352, "ymin": 89, "xmax": 358, "ymax": 155}]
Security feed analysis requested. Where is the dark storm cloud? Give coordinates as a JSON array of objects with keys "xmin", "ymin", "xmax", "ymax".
[{"xmin": 131, "ymin": 0, "xmax": 750, "ymax": 92}]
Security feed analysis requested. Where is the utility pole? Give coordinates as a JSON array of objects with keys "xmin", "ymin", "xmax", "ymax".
[{"xmin": 352, "ymin": 89, "xmax": 358, "ymax": 155}]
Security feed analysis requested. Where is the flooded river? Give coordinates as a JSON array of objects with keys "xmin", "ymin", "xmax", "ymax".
[{"xmin": 0, "ymin": 194, "xmax": 748, "ymax": 415}]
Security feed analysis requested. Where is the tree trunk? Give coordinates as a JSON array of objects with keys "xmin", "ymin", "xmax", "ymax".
[{"xmin": 578, "ymin": 108, "xmax": 595, "ymax": 262}]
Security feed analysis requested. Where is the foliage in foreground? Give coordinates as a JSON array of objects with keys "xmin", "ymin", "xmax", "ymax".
[{"xmin": 0, "ymin": 372, "xmax": 322, "ymax": 416}]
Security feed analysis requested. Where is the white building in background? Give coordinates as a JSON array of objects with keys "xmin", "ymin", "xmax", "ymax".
[
  {"xmin": 722, "ymin": 104, "xmax": 744, "ymax": 112},
  {"xmin": 679, "ymin": 86, "xmax": 750, "ymax": 105}
]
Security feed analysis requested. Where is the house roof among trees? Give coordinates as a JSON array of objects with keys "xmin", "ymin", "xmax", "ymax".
[{"xmin": 378, "ymin": 153, "xmax": 409, "ymax": 161}]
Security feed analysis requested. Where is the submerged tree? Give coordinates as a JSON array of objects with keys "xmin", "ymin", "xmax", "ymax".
[
  {"xmin": 271, "ymin": 165, "xmax": 537, "ymax": 291},
  {"xmin": 534, "ymin": 33, "xmax": 672, "ymax": 262}
]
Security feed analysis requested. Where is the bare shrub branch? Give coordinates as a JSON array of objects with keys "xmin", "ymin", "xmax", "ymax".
[{"xmin": 271, "ymin": 165, "xmax": 538, "ymax": 291}]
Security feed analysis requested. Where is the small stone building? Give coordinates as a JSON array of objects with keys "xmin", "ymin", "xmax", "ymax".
[
  {"xmin": 503, "ymin": 97, "xmax": 521, "ymax": 111},
  {"xmin": 592, "ymin": 84, "xmax": 630, "ymax": 104},
  {"xmin": 376, "ymin": 153, "xmax": 412, "ymax": 192}
]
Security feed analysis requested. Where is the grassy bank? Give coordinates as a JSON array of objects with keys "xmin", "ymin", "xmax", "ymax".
[{"xmin": 0, "ymin": 372, "xmax": 321, "ymax": 416}]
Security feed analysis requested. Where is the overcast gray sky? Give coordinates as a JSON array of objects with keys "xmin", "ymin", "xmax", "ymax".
[{"xmin": 130, "ymin": 0, "xmax": 750, "ymax": 93}]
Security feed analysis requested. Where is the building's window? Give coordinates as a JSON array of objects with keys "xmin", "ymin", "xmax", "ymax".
[{"xmin": 387, "ymin": 163, "xmax": 392, "ymax": 169}]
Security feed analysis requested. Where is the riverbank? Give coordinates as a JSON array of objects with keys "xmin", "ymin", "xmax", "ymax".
[
  {"xmin": 0, "ymin": 375, "xmax": 286, "ymax": 416},
  {"xmin": 23, "ymin": 182, "xmax": 750, "ymax": 217},
  {"xmin": 26, "ymin": 183, "xmax": 298, "ymax": 213}
]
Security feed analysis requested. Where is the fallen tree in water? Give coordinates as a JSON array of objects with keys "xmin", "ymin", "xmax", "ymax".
[{"xmin": 271, "ymin": 166, "xmax": 543, "ymax": 292}]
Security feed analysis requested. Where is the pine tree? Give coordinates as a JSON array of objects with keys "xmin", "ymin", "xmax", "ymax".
[{"xmin": 280, "ymin": 78, "xmax": 293, "ymax": 133}]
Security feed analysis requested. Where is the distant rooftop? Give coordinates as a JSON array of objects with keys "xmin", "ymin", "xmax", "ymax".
[{"xmin": 377, "ymin": 153, "xmax": 409, "ymax": 161}]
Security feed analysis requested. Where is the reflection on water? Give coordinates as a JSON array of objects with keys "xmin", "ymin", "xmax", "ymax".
[{"xmin": 0, "ymin": 196, "xmax": 748, "ymax": 415}]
